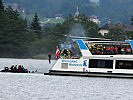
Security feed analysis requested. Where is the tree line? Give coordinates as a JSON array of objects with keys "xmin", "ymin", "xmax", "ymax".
[
  {"xmin": 0, "ymin": 0, "xmax": 100, "ymax": 58},
  {"xmin": 0, "ymin": 0, "xmax": 92, "ymax": 58},
  {"xmin": 1, "ymin": 0, "xmax": 133, "ymax": 58},
  {"xmin": 0, "ymin": 0, "xmax": 54, "ymax": 58}
]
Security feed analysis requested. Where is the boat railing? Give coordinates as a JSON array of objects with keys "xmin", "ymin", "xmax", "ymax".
[{"xmin": 87, "ymin": 44, "xmax": 132, "ymax": 55}]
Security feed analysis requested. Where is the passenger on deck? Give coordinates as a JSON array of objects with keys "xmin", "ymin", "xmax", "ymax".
[
  {"xmin": 21, "ymin": 65, "xmax": 25, "ymax": 71},
  {"xmin": 18, "ymin": 65, "xmax": 22, "ymax": 72},
  {"xmin": 14, "ymin": 65, "xmax": 17, "ymax": 71},
  {"xmin": 126, "ymin": 46, "xmax": 132, "ymax": 54},
  {"xmin": 10, "ymin": 65, "xmax": 14, "ymax": 71},
  {"xmin": 118, "ymin": 46, "xmax": 122, "ymax": 54},
  {"xmin": 67, "ymin": 50, "xmax": 71, "ymax": 59},
  {"xmin": 11, "ymin": 65, "xmax": 17, "ymax": 71}
]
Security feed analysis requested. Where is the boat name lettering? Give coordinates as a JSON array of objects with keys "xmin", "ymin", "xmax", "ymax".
[
  {"xmin": 69, "ymin": 64, "xmax": 82, "ymax": 66},
  {"xmin": 62, "ymin": 60, "xmax": 77, "ymax": 63}
]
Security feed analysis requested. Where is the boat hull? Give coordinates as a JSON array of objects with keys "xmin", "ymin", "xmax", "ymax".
[
  {"xmin": 1, "ymin": 69, "xmax": 28, "ymax": 73},
  {"xmin": 44, "ymin": 70, "xmax": 133, "ymax": 79}
]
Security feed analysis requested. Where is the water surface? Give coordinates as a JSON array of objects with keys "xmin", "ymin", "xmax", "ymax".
[{"xmin": 0, "ymin": 58, "xmax": 133, "ymax": 100}]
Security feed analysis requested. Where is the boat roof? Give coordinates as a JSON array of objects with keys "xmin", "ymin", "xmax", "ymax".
[
  {"xmin": 84, "ymin": 41, "xmax": 130, "ymax": 45},
  {"xmin": 74, "ymin": 38, "xmax": 133, "ymax": 58},
  {"xmin": 65, "ymin": 35, "xmax": 111, "ymax": 41}
]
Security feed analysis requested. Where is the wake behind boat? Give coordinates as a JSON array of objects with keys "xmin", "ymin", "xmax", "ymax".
[{"xmin": 45, "ymin": 36, "xmax": 133, "ymax": 78}]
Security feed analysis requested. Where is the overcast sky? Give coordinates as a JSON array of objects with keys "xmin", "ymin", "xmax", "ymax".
[{"xmin": 90, "ymin": 0, "xmax": 99, "ymax": 2}]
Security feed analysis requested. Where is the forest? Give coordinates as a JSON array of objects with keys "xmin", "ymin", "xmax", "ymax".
[
  {"xmin": 0, "ymin": 0, "xmax": 100, "ymax": 58},
  {"xmin": 1, "ymin": 0, "xmax": 133, "ymax": 58}
]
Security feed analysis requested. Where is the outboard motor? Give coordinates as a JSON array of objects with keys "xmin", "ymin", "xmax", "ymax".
[{"xmin": 4, "ymin": 67, "xmax": 9, "ymax": 71}]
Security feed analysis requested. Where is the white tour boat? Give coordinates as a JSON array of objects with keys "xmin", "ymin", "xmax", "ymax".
[{"xmin": 45, "ymin": 37, "xmax": 133, "ymax": 78}]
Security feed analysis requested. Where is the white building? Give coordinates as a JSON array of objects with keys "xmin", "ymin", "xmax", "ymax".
[
  {"xmin": 98, "ymin": 24, "xmax": 112, "ymax": 36},
  {"xmin": 98, "ymin": 28, "xmax": 109, "ymax": 36},
  {"xmin": 98, "ymin": 23, "xmax": 133, "ymax": 36},
  {"xmin": 89, "ymin": 15, "xmax": 100, "ymax": 25},
  {"xmin": 55, "ymin": 14, "xmax": 63, "ymax": 19}
]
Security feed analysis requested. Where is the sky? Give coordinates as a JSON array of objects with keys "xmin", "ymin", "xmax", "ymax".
[{"xmin": 90, "ymin": 0, "xmax": 99, "ymax": 2}]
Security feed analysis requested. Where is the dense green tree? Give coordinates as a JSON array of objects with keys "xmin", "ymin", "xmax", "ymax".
[
  {"xmin": 0, "ymin": 0, "xmax": 4, "ymax": 30},
  {"xmin": 131, "ymin": 16, "xmax": 133, "ymax": 25},
  {"xmin": 127, "ymin": 31, "xmax": 133, "ymax": 39},
  {"xmin": 38, "ymin": 14, "xmax": 100, "ymax": 55},
  {"xmin": 104, "ymin": 28, "xmax": 125, "ymax": 41},
  {"xmin": 0, "ymin": 0, "xmax": 4, "ymax": 12},
  {"xmin": 0, "ymin": 6, "xmax": 30, "ymax": 58},
  {"xmin": 31, "ymin": 13, "xmax": 42, "ymax": 39},
  {"xmin": 31, "ymin": 13, "xmax": 41, "ymax": 31},
  {"xmin": 61, "ymin": 14, "xmax": 100, "ymax": 37}
]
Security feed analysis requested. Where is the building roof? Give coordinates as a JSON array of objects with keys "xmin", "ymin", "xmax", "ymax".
[
  {"xmin": 89, "ymin": 15, "xmax": 98, "ymax": 19},
  {"xmin": 99, "ymin": 23, "xmax": 133, "ymax": 33}
]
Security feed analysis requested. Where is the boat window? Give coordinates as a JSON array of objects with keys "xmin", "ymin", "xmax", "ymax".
[
  {"xmin": 116, "ymin": 60, "xmax": 133, "ymax": 69},
  {"xmin": 89, "ymin": 59, "xmax": 113, "ymax": 69},
  {"xmin": 61, "ymin": 63, "xmax": 68, "ymax": 69}
]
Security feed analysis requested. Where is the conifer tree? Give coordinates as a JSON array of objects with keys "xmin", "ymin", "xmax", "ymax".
[
  {"xmin": 0, "ymin": 0, "xmax": 4, "ymax": 13},
  {"xmin": 0, "ymin": 6, "xmax": 29, "ymax": 57},
  {"xmin": 0, "ymin": 0, "xmax": 4, "ymax": 38},
  {"xmin": 31, "ymin": 13, "xmax": 41, "ymax": 31},
  {"xmin": 131, "ymin": 16, "xmax": 133, "ymax": 25},
  {"xmin": 31, "ymin": 13, "xmax": 42, "ymax": 39}
]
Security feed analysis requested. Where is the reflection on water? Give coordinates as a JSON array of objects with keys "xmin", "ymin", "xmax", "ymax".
[{"xmin": 0, "ymin": 58, "xmax": 133, "ymax": 100}]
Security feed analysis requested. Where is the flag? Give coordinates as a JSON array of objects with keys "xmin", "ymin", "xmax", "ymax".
[{"xmin": 55, "ymin": 46, "xmax": 60, "ymax": 59}]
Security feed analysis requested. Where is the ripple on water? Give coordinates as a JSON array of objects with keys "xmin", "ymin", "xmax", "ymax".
[{"xmin": 0, "ymin": 58, "xmax": 133, "ymax": 100}]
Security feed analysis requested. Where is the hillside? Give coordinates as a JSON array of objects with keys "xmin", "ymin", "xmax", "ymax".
[
  {"xmin": 4, "ymin": 0, "xmax": 133, "ymax": 24},
  {"xmin": 4, "ymin": 0, "xmax": 97, "ymax": 17},
  {"xmin": 98, "ymin": 0, "xmax": 133, "ymax": 24}
]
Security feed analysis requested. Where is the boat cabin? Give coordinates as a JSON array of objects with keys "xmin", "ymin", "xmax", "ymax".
[{"xmin": 51, "ymin": 37, "xmax": 133, "ymax": 75}]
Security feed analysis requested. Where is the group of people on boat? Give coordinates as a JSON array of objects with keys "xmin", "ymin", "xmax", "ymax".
[
  {"xmin": 11, "ymin": 65, "xmax": 27, "ymax": 72},
  {"xmin": 60, "ymin": 48, "xmax": 71, "ymax": 59},
  {"xmin": 89, "ymin": 44, "xmax": 132, "ymax": 55},
  {"xmin": 57, "ymin": 48, "xmax": 80, "ymax": 59},
  {"xmin": 2, "ymin": 64, "xmax": 28, "ymax": 73}
]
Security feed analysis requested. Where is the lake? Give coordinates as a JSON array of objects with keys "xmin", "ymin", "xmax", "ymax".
[
  {"xmin": 0, "ymin": 58, "xmax": 133, "ymax": 100},
  {"xmin": 0, "ymin": 58, "xmax": 56, "ymax": 73}
]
